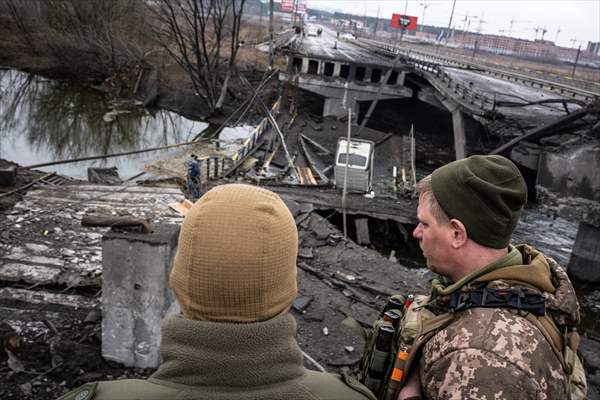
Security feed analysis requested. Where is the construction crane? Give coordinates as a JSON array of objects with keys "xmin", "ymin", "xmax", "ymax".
[
  {"xmin": 476, "ymin": 14, "xmax": 487, "ymax": 34},
  {"xmin": 459, "ymin": 12, "xmax": 478, "ymax": 32},
  {"xmin": 508, "ymin": 18, "xmax": 530, "ymax": 36},
  {"xmin": 570, "ymin": 38, "xmax": 578, "ymax": 48},
  {"xmin": 458, "ymin": 13, "xmax": 478, "ymax": 46}
]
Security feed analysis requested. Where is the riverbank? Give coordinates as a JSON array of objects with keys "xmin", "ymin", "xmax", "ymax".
[{"xmin": 0, "ymin": 3, "xmax": 282, "ymax": 126}]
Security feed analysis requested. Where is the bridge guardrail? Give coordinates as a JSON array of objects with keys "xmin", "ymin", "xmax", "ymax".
[
  {"xmin": 353, "ymin": 38, "xmax": 497, "ymax": 115},
  {"xmin": 193, "ymin": 97, "xmax": 282, "ymax": 182},
  {"xmin": 359, "ymin": 37, "xmax": 600, "ymax": 104}
]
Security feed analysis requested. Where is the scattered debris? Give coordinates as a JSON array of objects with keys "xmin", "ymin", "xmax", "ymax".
[
  {"xmin": 87, "ymin": 167, "xmax": 123, "ymax": 185},
  {"xmin": 292, "ymin": 295, "xmax": 313, "ymax": 312},
  {"xmin": 0, "ymin": 322, "xmax": 21, "ymax": 351}
]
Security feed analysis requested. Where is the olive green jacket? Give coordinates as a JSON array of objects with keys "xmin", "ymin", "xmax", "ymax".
[{"xmin": 58, "ymin": 313, "xmax": 375, "ymax": 400}]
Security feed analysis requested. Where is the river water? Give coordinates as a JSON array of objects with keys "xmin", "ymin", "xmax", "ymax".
[{"xmin": 0, "ymin": 69, "xmax": 211, "ymax": 179}]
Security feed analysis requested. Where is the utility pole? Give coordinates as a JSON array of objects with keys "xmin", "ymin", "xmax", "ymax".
[
  {"xmin": 268, "ymin": 0, "xmax": 274, "ymax": 68},
  {"xmin": 342, "ymin": 107, "xmax": 352, "ymax": 239},
  {"xmin": 444, "ymin": 0, "xmax": 457, "ymax": 44},
  {"xmin": 419, "ymin": 2, "xmax": 431, "ymax": 32},
  {"xmin": 570, "ymin": 38, "xmax": 577, "ymax": 48},
  {"xmin": 554, "ymin": 27, "xmax": 561, "ymax": 44},
  {"xmin": 571, "ymin": 44, "xmax": 581, "ymax": 78},
  {"xmin": 374, "ymin": 5, "xmax": 380, "ymax": 36},
  {"xmin": 399, "ymin": 0, "xmax": 409, "ymax": 42}
]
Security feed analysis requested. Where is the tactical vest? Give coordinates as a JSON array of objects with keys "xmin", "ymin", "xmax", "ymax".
[{"xmin": 348, "ymin": 288, "xmax": 586, "ymax": 400}]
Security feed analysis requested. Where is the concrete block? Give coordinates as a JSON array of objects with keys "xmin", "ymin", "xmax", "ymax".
[
  {"xmin": 355, "ymin": 218, "xmax": 370, "ymax": 245},
  {"xmin": 101, "ymin": 224, "xmax": 179, "ymax": 368},
  {"xmin": 451, "ymin": 109, "xmax": 466, "ymax": 160},
  {"xmin": 0, "ymin": 166, "xmax": 17, "ymax": 186},
  {"xmin": 568, "ymin": 222, "xmax": 600, "ymax": 283}
]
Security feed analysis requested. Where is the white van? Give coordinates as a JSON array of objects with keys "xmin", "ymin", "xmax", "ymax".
[{"xmin": 334, "ymin": 138, "xmax": 375, "ymax": 193}]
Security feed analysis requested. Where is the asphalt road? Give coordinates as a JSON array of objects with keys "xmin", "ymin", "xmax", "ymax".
[{"xmin": 298, "ymin": 24, "xmax": 396, "ymax": 67}]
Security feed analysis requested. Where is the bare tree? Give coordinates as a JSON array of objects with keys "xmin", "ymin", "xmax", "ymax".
[
  {"xmin": 42, "ymin": 0, "xmax": 151, "ymax": 75},
  {"xmin": 150, "ymin": 0, "xmax": 247, "ymax": 114}
]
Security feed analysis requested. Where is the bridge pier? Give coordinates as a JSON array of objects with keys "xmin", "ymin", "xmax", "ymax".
[
  {"xmin": 568, "ymin": 222, "xmax": 600, "ymax": 282},
  {"xmin": 323, "ymin": 97, "xmax": 357, "ymax": 121},
  {"xmin": 451, "ymin": 109, "xmax": 467, "ymax": 160}
]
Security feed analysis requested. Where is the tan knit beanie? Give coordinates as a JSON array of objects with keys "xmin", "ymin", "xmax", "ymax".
[{"xmin": 170, "ymin": 184, "xmax": 298, "ymax": 323}]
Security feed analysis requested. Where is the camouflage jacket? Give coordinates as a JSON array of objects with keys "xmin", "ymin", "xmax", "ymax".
[
  {"xmin": 420, "ymin": 245, "xmax": 580, "ymax": 400},
  {"xmin": 58, "ymin": 313, "xmax": 375, "ymax": 400}
]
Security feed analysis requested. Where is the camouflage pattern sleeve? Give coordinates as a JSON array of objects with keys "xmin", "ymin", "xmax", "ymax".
[{"xmin": 421, "ymin": 349, "xmax": 541, "ymax": 400}]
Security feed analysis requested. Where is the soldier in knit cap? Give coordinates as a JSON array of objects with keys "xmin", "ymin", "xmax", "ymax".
[
  {"xmin": 397, "ymin": 155, "xmax": 582, "ymax": 400},
  {"xmin": 58, "ymin": 184, "xmax": 375, "ymax": 400}
]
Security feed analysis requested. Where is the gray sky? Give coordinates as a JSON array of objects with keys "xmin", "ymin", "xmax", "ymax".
[{"xmin": 306, "ymin": 0, "xmax": 600, "ymax": 48}]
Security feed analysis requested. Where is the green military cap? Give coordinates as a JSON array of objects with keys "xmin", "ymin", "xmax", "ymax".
[{"xmin": 431, "ymin": 155, "xmax": 527, "ymax": 249}]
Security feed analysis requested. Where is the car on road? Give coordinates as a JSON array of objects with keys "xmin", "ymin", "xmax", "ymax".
[
  {"xmin": 307, "ymin": 26, "xmax": 318, "ymax": 37},
  {"xmin": 340, "ymin": 32, "xmax": 356, "ymax": 40}
]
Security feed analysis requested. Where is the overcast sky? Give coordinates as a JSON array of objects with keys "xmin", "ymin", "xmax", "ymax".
[{"xmin": 305, "ymin": 0, "xmax": 600, "ymax": 48}]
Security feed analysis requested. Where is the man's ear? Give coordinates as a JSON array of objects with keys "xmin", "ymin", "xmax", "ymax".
[{"xmin": 449, "ymin": 219, "xmax": 468, "ymax": 248}]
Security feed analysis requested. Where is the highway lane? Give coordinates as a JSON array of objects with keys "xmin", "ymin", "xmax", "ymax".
[{"xmin": 297, "ymin": 24, "xmax": 397, "ymax": 67}]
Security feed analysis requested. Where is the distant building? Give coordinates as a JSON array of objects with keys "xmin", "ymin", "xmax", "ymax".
[
  {"xmin": 449, "ymin": 33, "xmax": 597, "ymax": 63},
  {"xmin": 587, "ymin": 41, "xmax": 600, "ymax": 56}
]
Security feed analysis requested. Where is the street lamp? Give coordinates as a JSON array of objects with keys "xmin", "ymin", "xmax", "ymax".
[{"xmin": 419, "ymin": 2, "xmax": 431, "ymax": 32}]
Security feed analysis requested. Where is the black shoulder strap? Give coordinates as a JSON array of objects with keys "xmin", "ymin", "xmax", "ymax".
[{"xmin": 448, "ymin": 287, "xmax": 546, "ymax": 316}]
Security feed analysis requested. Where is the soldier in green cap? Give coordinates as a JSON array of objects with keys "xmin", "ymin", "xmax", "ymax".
[
  {"xmin": 396, "ymin": 155, "xmax": 584, "ymax": 400},
  {"xmin": 58, "ymin": 184, "xmax": 375, "ymax": 400}
]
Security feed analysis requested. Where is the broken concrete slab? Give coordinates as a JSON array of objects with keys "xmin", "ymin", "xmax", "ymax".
[
  {"xmin": 293, "ymin": 295, "xmax": 313, "ymax": 312},
  {"xmin": 282, "ymin": 198, "xmax": 301, "ymax": 217},
  {"xmin": 308, "ymin": 213, "xmax": 336, "ymax": 240},
  {"xmin": 298, "ymin": 247, "xmax": 314, "ymax": 259},
  {"xmin": 299, "ymin": 202, "xmax": 314, "ymax": 214},
  {"xmin": 0, "ymin": 263, "xmax": 62, "ymax": 285},
  {"xmin": 0, "ymin": 184, "xmax": 185, "ymax": 288},
  {"xmin": 0, "ymin": 287, "xmax": 99, "ymax": 311}
]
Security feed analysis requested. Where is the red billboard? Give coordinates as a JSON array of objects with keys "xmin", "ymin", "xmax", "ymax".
[
  {"xmin": 280, "ymin": 0, "xmax": 294, "ymax": 12},
  {"xmin": 280, "ymin": 0, "xmax": 307, "ymax": 13},
  {"xmin": 390, "ymin": 14, "xmax": 418, "ymax": 30}
]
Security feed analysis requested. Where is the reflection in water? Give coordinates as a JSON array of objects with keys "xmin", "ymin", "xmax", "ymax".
[{"xmin": 0, "ymin": 69, "xmax": 207, "ymax": 178}]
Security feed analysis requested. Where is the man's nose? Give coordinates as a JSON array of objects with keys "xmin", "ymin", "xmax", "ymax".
[{"xmin": 413, "ymin": 224, "xmax": 422, "ymax": 239}]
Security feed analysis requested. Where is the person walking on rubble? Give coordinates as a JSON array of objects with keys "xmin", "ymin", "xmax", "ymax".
[
  {"xmin": 58, "ymin": 184, "xmax": 375, "ymax": 400},
  {"xmin": 395, "ymin": 155, "xmax": 584, "ymax": 400}
]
